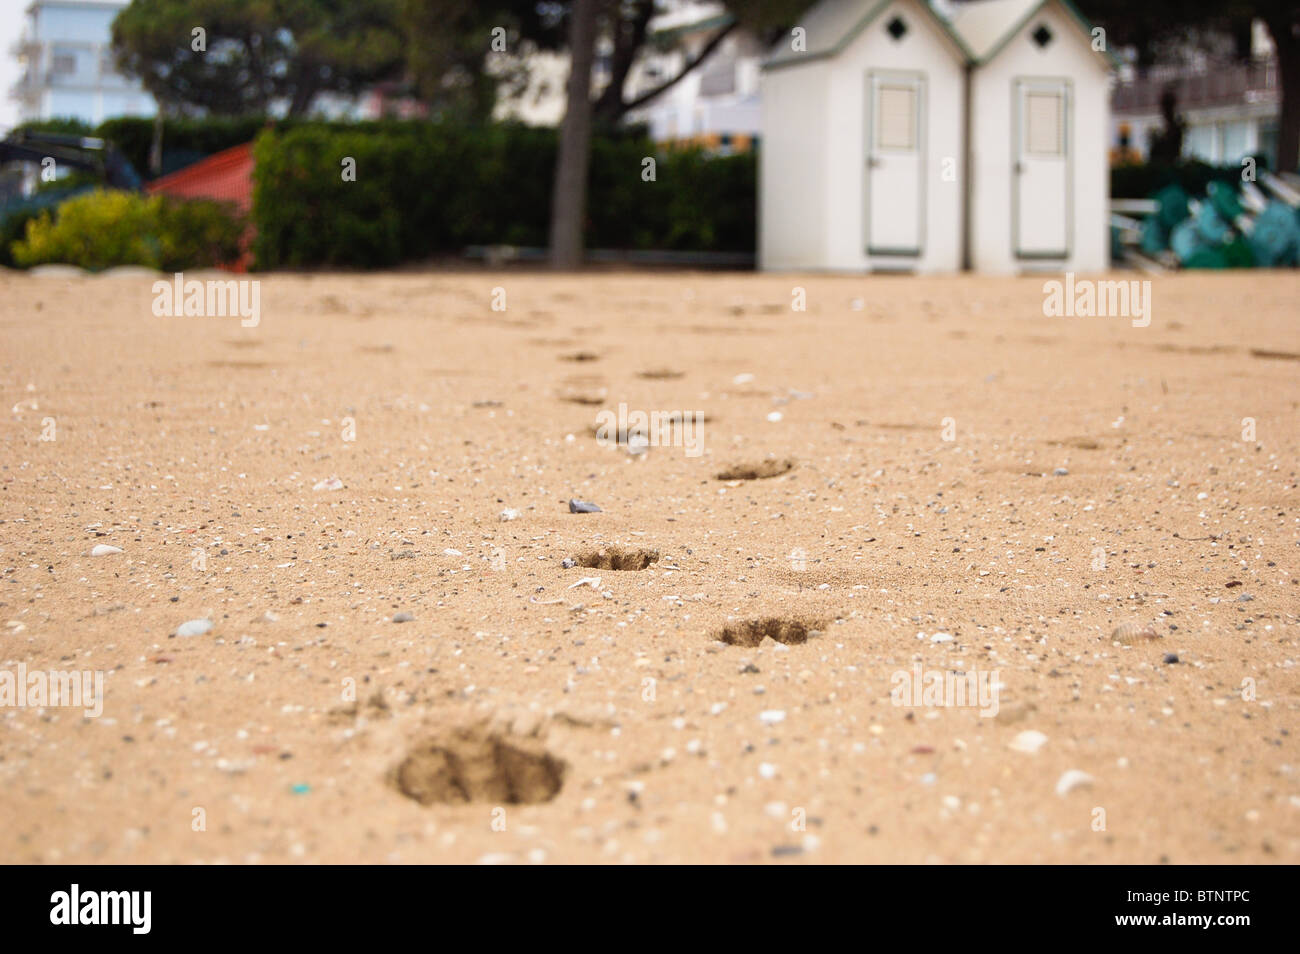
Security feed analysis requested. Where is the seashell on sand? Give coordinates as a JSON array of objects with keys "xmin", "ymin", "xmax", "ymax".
[{"xmin": 1111, "ymin": 622, "xmax": 1159, "ymax": 644}]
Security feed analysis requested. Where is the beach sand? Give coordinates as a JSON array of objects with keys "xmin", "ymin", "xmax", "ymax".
[{"xmin": 1, "ymin": 267, "xmax": 1296, "ymax": 863}]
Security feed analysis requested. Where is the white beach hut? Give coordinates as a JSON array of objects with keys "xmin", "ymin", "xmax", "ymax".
[
  {"xmin": 759, "ymin": 0, "xmax": 1113, "ymax": 274},
  {"xmin": 760, "ymin": 0, "xmax": 970, "ymax": 272},
  {"xmin": 952, "ymin": 0, "xmax": 1112, "ymax": 273}
]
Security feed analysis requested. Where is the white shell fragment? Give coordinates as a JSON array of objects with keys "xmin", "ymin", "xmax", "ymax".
[
  {"xmin": 1009, "ymin": 730, "xmax": 1048, "ymax": 754},
  {"xmin": 1055, "ymin": 769, "xmax": 1094, "ymax": 797}
]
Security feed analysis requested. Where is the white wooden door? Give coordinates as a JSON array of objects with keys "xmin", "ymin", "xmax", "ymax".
[
  {"xmin": 865, "ymin": 72, "xmax": 924, "ymax": 256},
  {"xmin": 1014, "ymin": 79, "xmax": 1070, "ymax": 258}
]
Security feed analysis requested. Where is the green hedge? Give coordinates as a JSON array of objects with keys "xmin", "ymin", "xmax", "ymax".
[
  {"xmin": 8, "ymin": 118, "xmax": 757, "ymax": 268},
  {"xmin": 12, "ymin": 116, "xmax": 276, "ymax": 180},
  {"xmin": 98, "ymin": 116, "xmax": 287, "ymax": 178},
  {"xmin": 10, "ymin": 117, "xmax": 95, "ymax": 137},
  {"xmin": 252, "ymin": 123, "xmax": 756, "ymax": 269}
]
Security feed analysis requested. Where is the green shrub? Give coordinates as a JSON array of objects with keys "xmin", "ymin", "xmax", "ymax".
[
  {"xmin": 11, "ymin": 189, "xmax": 245, "ymax": 271},
  {"xmin": 0, "ymin": 210, "xmax": 40, "ymax": 269},
  {"xmin": 0, "ymin": 207, "xmax": 47, "ymax": 268},
  {"xmin": 13, "ymin": 190, "xmax": 159, "ymax": 269},
  {"xmin": 156, "ymin": 197, "xmax": 247, "ymax": 271},
  {"xmin": 10, "ymin": 117, "xmax": 95, "ymax": 137},
  {"xmin": 97, "ymin": 116, "xmax": 277, "ymax": 179},
  {"xmin": 93, "ymin": 116, "xmax": 377, "ymax": 180},
  {"xmin": 252, "ymin": 123, "xmax": 757, "ymax": 269}
]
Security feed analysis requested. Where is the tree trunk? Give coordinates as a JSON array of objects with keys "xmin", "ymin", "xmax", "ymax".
[
  {"xmin": 593, "ymin": 0, "xmax": 653, "ymax": 125},
  {"xmin": 1264, "ymin": 15, "xmax": 1299, "ymax": 173},
  {"xmin": 148, "ymin": 106, "xmax": 164, "ymax": 177},
  {"xmin": 288, "ymin": 71, "xmax": 321, "ymax": 117},
  {"xmin": 615, "ymin": 21, "xmax": 737, "ymax": 118},
  {"xmin": 548, "ymin": 0, "xmax": 599, "ymax": 270}
]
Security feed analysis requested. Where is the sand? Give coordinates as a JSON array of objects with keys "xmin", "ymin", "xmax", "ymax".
[{"xmin": 0, "ymin": 267, "xmax": 1296, "ymax": 864}]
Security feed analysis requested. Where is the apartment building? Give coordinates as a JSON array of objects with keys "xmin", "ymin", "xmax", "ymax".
[{"xmin": 10, "ymin": 0, "xmax": 155, "ymax": 126}]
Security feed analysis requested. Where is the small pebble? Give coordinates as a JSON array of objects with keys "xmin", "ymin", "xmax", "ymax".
[
  {"xmin": 312, "ymin": 477, "xmax": 344, "ymax": 491},
  {"xmin": 393, "ymin": 612, "xmax": 414, "ymax": 623},
  {"xmin": 90, "ymin": 544, "xmax": 123, "ymax": 557},
  {"xmin": 175, "ymin": 618, "xmax": 213, "ymax": 637},
  {"xmin": 560, "ymin": 557, "xmax": 577, "ymax": 569},
  {"xmin": 759, "ymin": 709, "xmax": 786, "ymax": 725},
  {"xmin": 569, "ymin": 499, "xmax": 602, "ymax": 513},
  {"xmin": 1053, "ymin": 467, "xmax": 1068, "ymax": 476},
  {"xmin": 1162, "ymin": 653, "xmax": 1179, "ymax": 664},
  {"xmin": 499, "ymin": 508, "xmax": 520, "ymax": 521}
]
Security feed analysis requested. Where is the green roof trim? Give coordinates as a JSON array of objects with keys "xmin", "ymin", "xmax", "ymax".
[
  {"xmin": 763, "ymin": 0, "xmax": 975, "ymax": 72},
  {"xmin": 650, "ymin": 12, "xmax": 736, "ymax": 44},
  {"xmin": 978, "ymin": 0, "xmax": 1120, "ymax": 69},
  {"xmin": 762, "ymin": 0, "xmax": 1117, "ymax": 72}
]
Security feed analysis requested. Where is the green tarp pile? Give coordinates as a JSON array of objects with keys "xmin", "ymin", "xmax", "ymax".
[{"xmin": 1133, "ymin": 173, "xmax": 1300, "ymax": 269}]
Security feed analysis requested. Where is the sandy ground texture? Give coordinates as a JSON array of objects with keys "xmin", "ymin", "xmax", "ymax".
[{"xmin": 0, "ymin": 267, "xmax": 1297, "ymax": 864}]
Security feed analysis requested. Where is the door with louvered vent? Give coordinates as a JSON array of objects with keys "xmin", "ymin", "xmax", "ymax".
[
  {"xmin": 1014, "ymin": 79, "xmax": 1071, "ymax": 258},
  {"xmin": 865, "ymin": 72, "xmax": 925, "ymax": 257}
]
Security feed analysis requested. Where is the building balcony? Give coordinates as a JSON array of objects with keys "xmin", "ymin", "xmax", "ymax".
[{"xmin": 1112, "ymin": 58, "xmax": 1278, "ymax": 114}]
